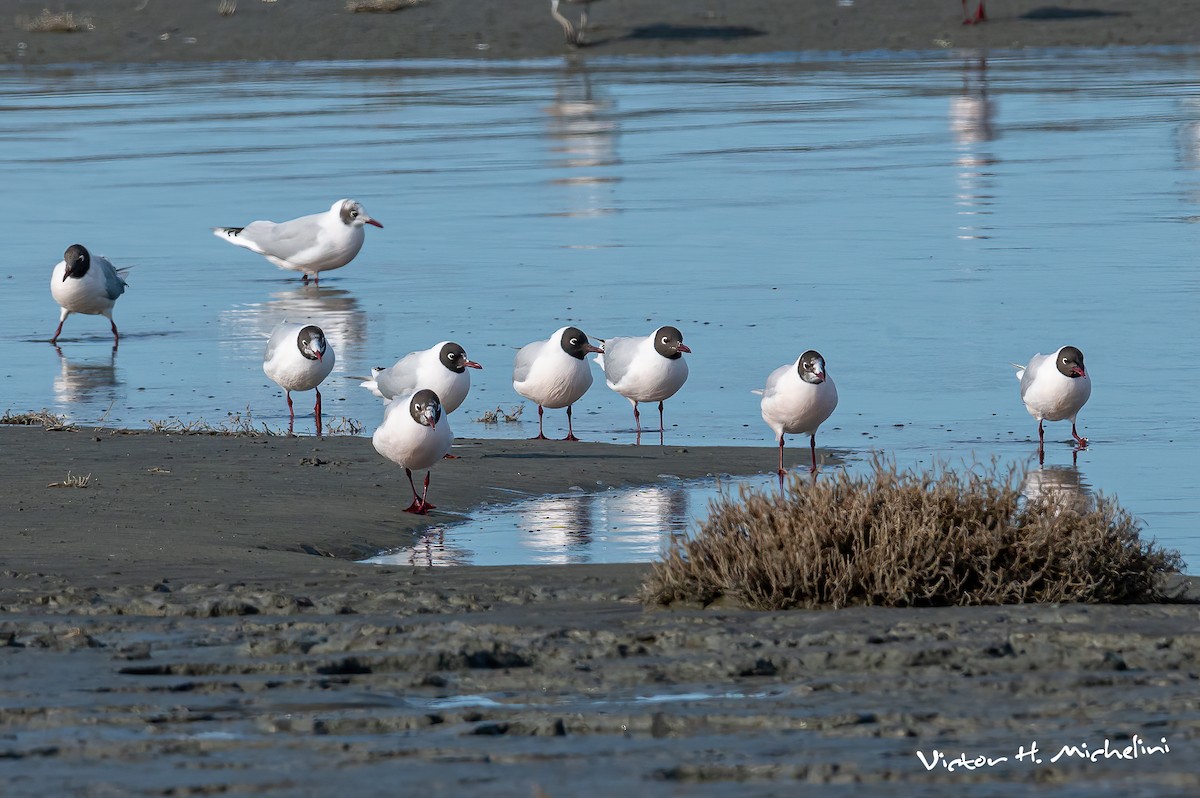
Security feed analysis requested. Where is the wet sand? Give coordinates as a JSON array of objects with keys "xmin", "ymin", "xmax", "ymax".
[
  {"xmin": 4, "ymin": 0, "xmax": 1200, "ymax": 65},
  {"xmin": 2, "ymin": 426, "xmax": 1199, "ymax": 795}
]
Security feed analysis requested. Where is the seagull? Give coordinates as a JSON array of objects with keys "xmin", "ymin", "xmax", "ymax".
[
  {"xmin": 550, "ymin": 0, "xmax": 603, "ymax": 45},
  {"xmin": 212, "ymin": 199, "xmax": 382, "ymax": 284},
  {"xmin": 513, "ymin": 325, "xmax": 602, "ymax": 441},
  {"xmin": 361, "ymin": 342, "xmax": 482, "ymax": 413},
  {"xmin": 263, "ymin": 321, "xmax": 335, "ymax": 435},
  {"xmin": 1014, "ymin": 345, "xmax": 1091, "ymax": 461},
  {"xmin": 595, "ymin": 325, "xmax": 691, "ymax": 444},
  {"xmin": 372, "ymin": 389, "xmax": 453, "ymax": 515},
  {"xmin": 49, "ymin": 244, "xmax": 129, "ymax": 347},
  {"xmin": 962, "ymin": 0, "xmax": 986, "ymax": 24},
  {"xmin": 756, "ymin": 350, "xmax": 839, "ymax": 480}
]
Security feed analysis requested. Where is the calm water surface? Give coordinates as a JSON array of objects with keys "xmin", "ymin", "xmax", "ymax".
[{"xmin": 1, "ymin": 50, "xmax": 1197, "ymax": 568}]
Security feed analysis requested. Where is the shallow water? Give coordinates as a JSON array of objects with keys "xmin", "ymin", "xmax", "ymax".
[{"xmin": 2, "ymin": 50, "xmax": 1197, "ymax": 568}]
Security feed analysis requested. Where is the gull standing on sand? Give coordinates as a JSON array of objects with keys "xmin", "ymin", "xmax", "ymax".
[
  {"xmin": 513, "ymin": 326, "xmax": 602, "ymax": 441},
  {"xmin": 550, "ymin": 0, "xmax": 602, "ymax": 45},
  {"xmin": 757, "ymin": 350, "xmax": 839, "ymax": 478},
  {"xmin": 49, "ymin": 244, "xmax": 129, "ymax": 347},
  {"xmin": 596, "ymin": 325, "xmax": 691, "ymax": 443},
  {"xmin": 212, "ymin": 199, "xmax": 382, "ymax": 284},
  {"xmin": 1014, "ymin": 345, "xmax": 1091, "ymax": 459},
  {"xmin": 263, "ymin": 321, "xmax": 335, "ymax": 435},
  {"xmin": 361, "ymin": 342, "xmax": 482, "ymax": 413},
  {"xmin": 372, "ymin": 389, "xmax": 453, "ymax": 515}
]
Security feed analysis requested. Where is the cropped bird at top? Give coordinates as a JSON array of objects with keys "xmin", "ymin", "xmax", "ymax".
[
  {"xmin": 513, "ymin": 326, "xmax": 602, "ymax": 441},
  {"xmin": 50, "ymin": 244, "xmax": 130, "ymax": 347},
  {"xmin": 595, "ymin": 325, "xmax": 691, "ymax": 444},
  {"xmin": 361, "ymin": 341, "xmax": 482, "ymax": 414},
  {"xmin": 372, "ymin": 389, "xmax": 453, "ymax": 515},
  {"xmin": 550, "ymin": 0, "xmax": 603, "ymax": 46},
  {"xmin": 262, "ymin": 321, "xmax": 335, "ymax": 436},
  {"xmin": 213, "ymin": 199, "xmax": 382, "ymax": 284},
  {"xmin": 1014, "ymin": 345, "xmax": 1091, "ymax": 462},
  {"xmin": 757, "ymin": 350, "xmax": 839, "ymax": 481}
]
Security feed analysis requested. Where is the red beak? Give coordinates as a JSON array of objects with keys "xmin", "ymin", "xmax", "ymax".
[
  {"xmin": 585, "ymin": 344, "xmax": 603, "ymax": 354},
  {"xmin": 314, "ymin": 351, "xmax": 323, "ymax": 361},
  {"xmin": 464, "ymin": 360, "xmax": 483, "ymax": 369},
  {"xmin": 366, "ymin": 219, "xmax": 383, "ymax": 228},
  {"xmin": 1073, "ymin": 367, "xmax": 1086, "ymax": 378},
  {"xmin": 676, "ymin": 343, "xmax": 692, "ymax": 353}
]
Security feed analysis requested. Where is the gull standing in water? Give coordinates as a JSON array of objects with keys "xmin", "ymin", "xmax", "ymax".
[
  {"xmin": 372, "ymin": 389, "xmax": 453, "ymax": 515},
  {"xmin": 1014, "ymin": 345, "xmax": 1091, "ymax": 463},
  {"xmin": 213, "ymin": 199, "xmax": 382, "ymax": 284},
  {"xmin": 263, "ymin": 321, "xmax": 335, "ymax": 435},
  {"xmin": 596, "ymin": 325, "xmax": 691, "ymax": 444},
  {"xmin": 49, "ymin": 244, "xmax": 129, "ymax": 347},
  {"xmin": 513, "ymin": 326, "xmax": 602, "ymax": 441},
  {"xmin": 757, "ymin": 350, "xmax": 839, "ymax": 482}
]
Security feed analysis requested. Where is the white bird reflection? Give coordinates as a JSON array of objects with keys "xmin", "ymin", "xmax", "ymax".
[
  {"xmin": 220, "ymin": 284, "xmax": 368, "ymax": 353},
  {"xmin": 518, "ymin": 492, "xmax": 597, "ymax": 564},
  {"xmin": 544, "ymin": 65, "xmax": 621, "ymax": 221},
  {"xmin": 951, "ymin": 55, "xmax": 998, "ymax": 241},
  {"xmin": 1020, "ymin": 464, "xmax": 1095, "ymax": 516},
  {"xmin": 52, "ymin": 345, "xmax": 120, "ymax": 407},
  {"xmin": 377, "ymin": 527, "xmax": 473, "ymax": 568}
]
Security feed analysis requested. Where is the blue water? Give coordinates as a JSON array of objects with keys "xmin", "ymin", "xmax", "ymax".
[{"xmin": 1, "ymin": 50, "xmax": 1197, "ymax": 567}]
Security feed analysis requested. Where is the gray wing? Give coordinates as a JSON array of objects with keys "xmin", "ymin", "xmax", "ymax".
[
  {"xmin": 263, "ymin": 320, "xmax": 295, "ymax": 362},
  {"xmin": 1018, "ymin": 353, "xmax": 1047, "ymax": 399},
  {"xmin": 96, "ymin": 256, "xmax": 128, "ymax": 300},
  {"xmin": 760, "ymin": 363, "xmax": 791, "ymax": 399},
  {"xmin": 239, "ymin": 212, "xmax": 323, "ymax": 259},
  {"xmin": 375, "ymin": 350, "xmax": 424, "ymax": 399},
  {"xmin": 598, "ymin": 336, "xmax": 639, "ymax": 387},
  {"xmin": 512, "ymin": 341, "xmax": 544, "ymax": 384}
]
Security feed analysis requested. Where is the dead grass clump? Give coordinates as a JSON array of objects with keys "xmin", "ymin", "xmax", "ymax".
[
  {"xmin": 1, "ymin": 409, "xmax": 73, "ymax": 430},
  {"xmin": 47, "ymin": 471, "xmax": 91, "ymax": 488},
  {"xmin": 22, "ymin": 10, "xmax": 91, "ymax": 33},
  {"xmin": 145, "ymin": 408, "xmax": 277, "ymax": 437},
  {"xmin": 474, "ymin": 405, "xmax": 525, "ymax": 424},
  {"xmin": 643, "ymin": 460, "xmax": 1183, "ymax": 610},
  {"xmin": 345, "ymin": 0, "xmax": 427, "ymax": 12}
]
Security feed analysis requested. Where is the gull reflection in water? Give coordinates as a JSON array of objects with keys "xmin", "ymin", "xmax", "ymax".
[
  {"xmin": 518, "ymin": 492, "xmax": 597, "ymax": 564},
  {"xmin": 544, "ymin": 65, "xmax": 621, "ymax": 222},
  {"xmin": 1020, "ymin": 464, "xmax": 1095, "ymax": 516},
  {"xmin": 594, "ymin": 485, "xmax": 691, "ymax": 559},
  {"xmin": 220, "ymin": 284, "xmax": 368, "ymax": 357},
  {"xmin": 950, "ymin": 55, "xmax": 998, "ymax": 241},
  {"xmin": 374, "ymin": 527, "xmax": 473, "ymax": 568},
  {"xmin": 52, "ymin": 345, "xmax": 120, "ymax": 407}
]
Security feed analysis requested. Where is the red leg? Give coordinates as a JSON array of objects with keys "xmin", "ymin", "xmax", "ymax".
[
  {"xmin": 658, "ymin": 401, "xmax": 666, "ymax": 446},
  {"xmin": 419, "ymin": 471, "xmax": 436, "ymax": 511},
  {"xmin": 809, "ymin": 433, "xmax": 818, "ymax": 474},
  {"xmin": 633, "ymin": 402, "xmax": 641, "ymax": 433},
  {"xmin": 962, "ymin": 0, "xmax": 986, "ymax": 24},
  {"xmin": 563, "ymin": 404, "xmax": 580, "ymax": 442},
  {"xmin": 442, "ymin": 452, "xmax": 460, "ymax": 459},
  {"xmin": 1071, "ymin": 422, "xmax": 1088, "ymax": 449},
  {"xmin": 531, "ymin": 405, "xmax": 548, "ymax": 440},
  {"xmin": 776, "ymin": 436, "xmax": 786, "ymax": 490},
  {"xmin": 50, "ymin": 319, "xmax": 65, "ymax": 344},
  {"xmin": 110, "ymin": 319, "xmax": 120, "ymax": 346},
  {"xmin": 404, "ymin": 468, "xmax": 428, "ymax": 514},
  {"xmin": 286, "ymin": 391, "xmax": 295, "ymax": 435},
  {"xmin": 314, "ymin": 388, "xmax": 323, "ymax": 438}
]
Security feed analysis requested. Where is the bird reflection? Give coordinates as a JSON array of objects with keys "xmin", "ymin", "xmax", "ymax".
[
  {"xmin": 400, "ymin": 527, "xmax": 472, "ymax": 567},
  {"xmin": 544, "ymin": 64, "xmax": 621, "ymax": 221},
  {"xmin": 52, "ymin": 345, "xmax": 120, "ymax": 406},
  {"xmin": 1020, "ymin": 464, "xmax": 1095, "ymax": 515},
  {"xmin": 950, "ymin": 55, "xmax": 998, "ymax": 241},
  {"xmin": 593, "ymin": 484, "xmax": 691, "ymax": 558},
  {"xmin": 221, "ymin": 284, "xmax": 367, "ymax": 348},
  {"xmin": 519, "ymin": 492, "xmax": 596, "ymax": 563}
]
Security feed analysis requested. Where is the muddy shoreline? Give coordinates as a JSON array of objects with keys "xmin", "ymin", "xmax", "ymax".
[
  {"xmin": 4, "ymin": 0, "xmax": 1200, "ymax": 66},
  {"xmin": 2, "ymin": 425, "xmax": 1198, "ymax": 795}
]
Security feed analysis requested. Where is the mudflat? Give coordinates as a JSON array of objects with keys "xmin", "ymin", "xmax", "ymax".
[
  {"xmin": 4, "ymin": 0, "xmax": 1200, "ymax": 65},
  {"xmin": 2, "ymin": 426, "xmax": 1198, "ymax": 795}
]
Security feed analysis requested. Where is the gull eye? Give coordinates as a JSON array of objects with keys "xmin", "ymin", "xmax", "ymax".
[
  {"xmin": 351, "ymin": 210, "xmax": 359, "ymax": 218},
  {"xmin": 661, "ymin": 337, "xmax": 669, "ymax": 344},
  {"xmin": 570, "ymin": 338, "xmax": 578, "ymax": 346}
]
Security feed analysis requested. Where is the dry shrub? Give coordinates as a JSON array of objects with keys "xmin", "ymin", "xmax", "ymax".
[
  {"xmin": 22, "ymin": 10, "xmax": 90, "ymax": 33},
  {"xmin": 644, "ymin": 459, "xmax": 1182, "ymax": 610},
  {"xmin": 1, "ymin": 409, "xmax": 72, "ymax": 429}
]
